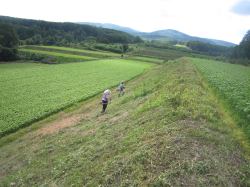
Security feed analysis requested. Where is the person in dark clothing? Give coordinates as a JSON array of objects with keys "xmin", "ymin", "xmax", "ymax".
[{"xmin": 118, "ymin": 82, "xmax": 125, "ymax": 97}]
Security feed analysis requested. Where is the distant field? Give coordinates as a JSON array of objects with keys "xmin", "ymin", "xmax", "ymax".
[
  {"xmin": 127, "ymin": 56, "xmax": 164, "ymax": 63},
  {"xmin": 133, "ymin": 47, "xmax": 186, "ymax": 60},
  {"xmin": 174, "ymin": 44, "xmax": 191, "ymax": 50},
  {"xmin": 0, "ymin": 59, "xmax": 151, "ymax": 136},
  {"xmin": 19, "ymin": 48, "xmax": 97, "ymax": 62},
  {"xmin": 133, "ymin": 46, "xmax": 209, "ymax": 61},
  {"xmin": 22, "ymin": 45, "xmax": 120, "ymax": 58},
  {"xmin": 191, "ymin": 58, "xmax": 250, "ymax": 137}
]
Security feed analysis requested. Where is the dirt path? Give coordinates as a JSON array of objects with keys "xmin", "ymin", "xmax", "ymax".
[{"xmin": 35, "ymin": 98, "xmax": 99, "ymax": 136}]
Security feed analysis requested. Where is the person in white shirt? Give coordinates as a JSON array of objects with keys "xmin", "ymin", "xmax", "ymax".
[{"xmin": 101, "ymin": 89, "xmax": 112, "ymax": 113}]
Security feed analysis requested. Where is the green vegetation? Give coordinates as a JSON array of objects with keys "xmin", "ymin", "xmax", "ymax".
[
  {"xmin": 187, "ymin": 41, "xmax": 232, "ymax": 56},
  {"xmin": 174, "ymin": 44, "xmax": 190, "ymax": 49},
  {"xmin": 0, "ymin": 16, "xmax": 141, "ymax": 45},
  {"xmin": 127, "ymin": 56, "xmax": 164, "ymax": 63},
  {"xmin": 19, "ymin": 48, "xmax": 97, "ymax": 63},
  {"xmin": 131, "ymin": 45, "xmax": 208, "ymax": 61},
  {"xmin": 1, "ymin": 59, "xmax": 249, "ymax": 186},
  {"xmin": 19, "ymin": 45, "xmax": 122, "ymax": 63},
  {"xmin": 0, "ymin": 59, "xmax": 151, "ymax": 137},
  {"xmin": 24, "ymin": 45, "xmax": 120, "ymax": 57},
  {"xmin": 231, "ymin": 30, "xmax": 250, "ymax": 65},
  {"xmin": 0, "ymin": 23, "xmax": 18, "ymax": 61},
  {"xmin": 191, "ymin": 58, "xmax": 250, "ymax": 138}
]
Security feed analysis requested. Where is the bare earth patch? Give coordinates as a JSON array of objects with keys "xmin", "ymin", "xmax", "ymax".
[{"xmin": 37, "ymin": 114, "xmax": 82, "ymax": 136}]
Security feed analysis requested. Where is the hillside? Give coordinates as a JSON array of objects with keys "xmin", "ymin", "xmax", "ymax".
[
  {"xmin": 81, "ymin": 22, "xmax": 236, "ymax": 47},
  {"xmin": 0, "ymin": 16, "xmax": 141, "ymax": 45}
]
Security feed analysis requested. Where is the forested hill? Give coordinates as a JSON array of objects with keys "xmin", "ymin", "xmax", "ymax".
[{"xmin": 0, "ymin": 16, "xmax": 142, "ymax": 45}]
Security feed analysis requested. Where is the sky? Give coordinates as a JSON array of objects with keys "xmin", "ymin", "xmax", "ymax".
[{"xmin": 0, "ymin": 0, "xmax": 250, "ymax": 44}]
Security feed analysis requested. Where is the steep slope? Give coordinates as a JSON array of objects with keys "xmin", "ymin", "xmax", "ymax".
[{"xmin": 0, "ymin": 59, "xmax": 249, "ymax": 186}]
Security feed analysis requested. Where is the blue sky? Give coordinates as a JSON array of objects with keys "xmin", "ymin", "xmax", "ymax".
[
  {"xmin": 0, "ymin": 0, "xmax": 250, "ymax": 44},
  {"xmin": 231, "ymin": 0, "xmax": 250, "ymax": 15}
]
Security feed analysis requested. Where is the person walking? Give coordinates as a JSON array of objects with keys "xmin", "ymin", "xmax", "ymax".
[
  {"xmin": 101, "ymin": 89, "xmax": 112, "ymax": 113},
  {"xmin": 118, "ymin": 81, "xmax": 125, "ymax": 97}
]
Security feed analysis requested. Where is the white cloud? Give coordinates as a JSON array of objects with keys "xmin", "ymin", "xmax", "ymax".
[{"xmin": 0, "ymin": 0, "xmax": 249, "ymax": 44}]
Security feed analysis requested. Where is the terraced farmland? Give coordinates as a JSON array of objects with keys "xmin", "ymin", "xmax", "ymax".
[
  {"xmin": 191, "ymin": 58, "xmax": 250, "ymax": 137},
  {"xmin": 19, "ymin": 48, "xmax": 98, "ymax": 62},
  {"xmin": 0, "ymin": 59, "xmax": 151, "ymax": 137},
  {"xmin": 22, "ymin": 45, "xmax": 120, "ymax": 58}
]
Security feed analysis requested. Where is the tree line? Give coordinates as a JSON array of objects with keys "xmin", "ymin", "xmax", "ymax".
[
  {"xmin": 186, "ymin": 41, "xmax": 232, "ymax": 57},
  {"xmin": 186, "ymin": 31, "xmax": 250, "ymax": 65},
  {"xmin": 231, "ymin": 31, "xmax": 250, "ymax": 61},
  {"xmin": 0, "ymin": 16, "xmax": 142, "ymax": 45},
  {"xmin": 0, "ymin": 16, "xmax": 143, "ymax": 61}
]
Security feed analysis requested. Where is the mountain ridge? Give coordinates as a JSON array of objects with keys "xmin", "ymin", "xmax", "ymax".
[{"xmin": 79, "ymin": 22, "xmax": 236, "ymax": 47}]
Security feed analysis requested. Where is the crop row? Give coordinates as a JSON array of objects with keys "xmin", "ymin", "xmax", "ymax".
[{"xmin": 191, "ymin": 58, "xmax": 250, "ymax": 137}]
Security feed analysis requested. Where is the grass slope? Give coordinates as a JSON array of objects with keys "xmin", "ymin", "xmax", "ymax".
[
  {"xmin": 0, "ymin": 58, "xmax": 249, "ymax": 186},
  {"xmin": 0, "ymin": 59, "xmax": 151, "ymax": 137}
]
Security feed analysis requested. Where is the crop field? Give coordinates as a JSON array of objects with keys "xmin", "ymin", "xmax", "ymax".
[
  {"xmin": 0, "ymin": 59, "xmax": 151, "ymax": 137},
  {"xmin": 22, "ymin": 45, "xmax": 120, "ymax": 58},
  {"xmin": 132, "ymin": 46, "xmax": 210, "ymax": 61},
  {"xmin": 191, "ymin": 58, "xmax": 250, "ymax": 137},
  {"xmin": 19, "ymin": 48, "xmax": 98, "ymax": 62}
]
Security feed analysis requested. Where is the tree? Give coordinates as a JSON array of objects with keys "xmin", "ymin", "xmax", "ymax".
[
  {"xmin": 121, "ymin": 43, "xmax": 129, "ymax": 53},
  {"xmin": 0, "ymin": 23, "xmax": 18, "ymax": 61},
  {"xmin": 231, "ymin": 30, "xmax": 250, "ymax": 64},
  {"xmin": 239, "ymin": 30, "xmax": 250, "ymax": 59}
]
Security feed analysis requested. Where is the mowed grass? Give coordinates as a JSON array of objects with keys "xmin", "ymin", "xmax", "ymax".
[
  {"xmin": 0, "ymin": 59, "xmax": 151, "ymax": 137},
  {"xmin": 22, "ymin": 45, "xmax": 120, "ymax": 58},
  {"xmin": 0, "ymin": 59, "xmax": 249, "ymax": 186},
  {"xmin": 191, "ymin": 58, "xmax": 250, "ymax": 138}
]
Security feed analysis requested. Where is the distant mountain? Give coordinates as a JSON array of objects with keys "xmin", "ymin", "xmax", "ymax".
[
  {"xmin": 80, "ymin": 23, "xmax": 236, "ymax": 47},
  {"xmin": 79, "ymin": 22, "xmax": 140, "ymax": 35}
]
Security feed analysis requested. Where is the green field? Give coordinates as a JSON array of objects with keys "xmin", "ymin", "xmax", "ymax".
[
  {"xmin": 19, "ymin": 48, "xmax": 98, "ymax": 62},
  {"xmin": 132, "ymin": 46, "xmax": 212, "ymax": 61},
  {"xmin": 22, "ymin": 45, "xmax": 120, "ymax": 58},
  {"xmin": 0, "ymin": 59, "xmax": 151, "ymax": 137},
  {"xmin": 191, "ymin": 58, "xmax": 250, "ymax": 137},
  {"xmin": 127, "ymin": 56, "xmax": 164, "ymax": 63}
]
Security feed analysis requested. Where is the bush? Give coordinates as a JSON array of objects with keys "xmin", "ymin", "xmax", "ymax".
[{"xmin": 0, "ymin": 47, "xmax": 18, "ymax": 61}]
